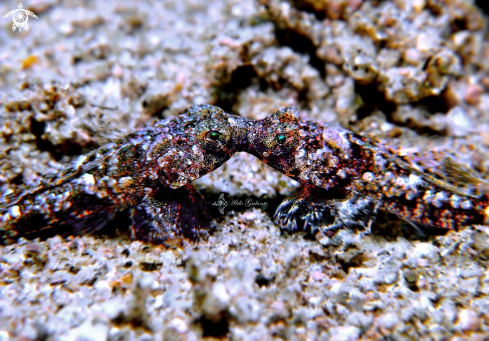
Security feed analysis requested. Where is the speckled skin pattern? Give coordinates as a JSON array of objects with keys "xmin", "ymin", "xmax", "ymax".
[
  {"xmin": 0, "ymin": 105, "xmax": 251, "ymax": 246},
  {"xmin": 247, "ymin": 107, "xmax": 489, "ymax": 234}
]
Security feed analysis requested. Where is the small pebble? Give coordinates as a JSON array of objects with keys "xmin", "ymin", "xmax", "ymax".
[{"xmin": 457, "ymin": 309, "xmax": 481, "ymax": 331}]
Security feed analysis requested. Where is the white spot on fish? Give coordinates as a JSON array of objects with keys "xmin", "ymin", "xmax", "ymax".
[
  {"xmin": 449, "ymin": 194, "xmax": 462, "ymax": 209},
  {"xmin": 9, "ymin": 205, "xmax": 21, "ymax": 218},
  {"xmin": 408, "ymin": 174, "xmax": 422, "ymax": 187},
  {"xmin": 79, "ymin": 173, "xmax": 95, "ymax": 186},
  {"xmin": 337, "ymin": 169, "xmax": 347, "ymax": 179},
  {"xmin": 74, "ymin": 155, "xmax": 87, "ymax": 170},
  {"xmin": 118, "ymin": 177, "xmax": 134, "ymax": 188},
  {"xmin": 462, "ymin": 200, "xmax": 472, "ymax": 210},
  {"xmin": 423, "ymin": 190, "xmax": 434, "ymax": 204},
  {"xmin": 362, "ymin": 172, "xmax": 374, "ymax": 182},
  {"xmin": 395, "ymin": 177, "xmax": 406, "ymax": 187},
  {"xmin": 432, "ymin": 191, "xmax": 448, "ymax": 208}
]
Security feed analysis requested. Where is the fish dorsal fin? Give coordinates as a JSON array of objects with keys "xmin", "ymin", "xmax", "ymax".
[{"xmin": 395, "ymin": 150, "xmax": 489, "ymax": 196}]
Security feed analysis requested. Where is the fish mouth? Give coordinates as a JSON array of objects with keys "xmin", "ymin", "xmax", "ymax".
[{"xmin": 229, "ymin": 117, "xmax": 254, "ymax": 153}]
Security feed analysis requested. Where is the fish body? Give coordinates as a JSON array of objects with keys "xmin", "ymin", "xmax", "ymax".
[
  {"xmin": 1, "ymin": 105, "xmax": 251, "ymax": 245},
  {"xmin": 246, "ymin": 107, "xmax": 489, "ymax": 234}
]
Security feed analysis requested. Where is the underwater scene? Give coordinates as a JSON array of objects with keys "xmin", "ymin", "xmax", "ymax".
[{"xmin": 0, "ymin": 0, "xmax": 489, "ymax": 340}]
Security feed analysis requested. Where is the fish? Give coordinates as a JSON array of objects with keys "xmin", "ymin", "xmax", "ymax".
[
  {"xmin": 0, "ymin": 105, "xmax": 251, "ymax": 246},
  {"xmin": 245, "ymin": 107, "xmax": 489, "ymax": 235}
]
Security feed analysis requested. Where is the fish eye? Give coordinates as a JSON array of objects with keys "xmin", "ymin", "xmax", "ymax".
[
  {"xmin": 197, "ymin": 121, "xmax": 230, "ymax": 152},
  {"xmin": 209, "ymin": 130, "xmax": 220, "ymax": 141},
  {"xmin": 276, "ymin": 134, "xmax": 287, "ymax": 145},
  {"xmin": 260, "ymin": 128, "xmax": 298, "ymax": 156}
]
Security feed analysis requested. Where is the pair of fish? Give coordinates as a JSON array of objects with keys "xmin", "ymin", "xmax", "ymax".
[{"xmin": 1, "ymin": 105, "xmax": 488, "ymax": 245}]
